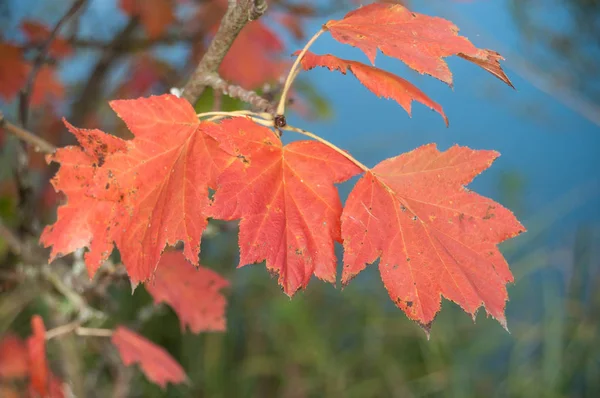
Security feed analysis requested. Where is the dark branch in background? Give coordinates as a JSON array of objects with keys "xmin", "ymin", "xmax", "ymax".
[
  {"xmin": 11, "ymin": 0, "xmax": 86, "ymax": 238},
  {"xmin": 68, "ymin": 18, "xmax": 139, "ymax": 128},
  {"xmin": 0, "ymin": 112, "xmax": 56, "ymax": 154},
  {"xmin": 19, "ymin": 0, "xmax": 87, "ymax": 128},
  {"xmin": 182, "ymin": 0, "xmax": 268, "ymax": 104},
  {"xmin": 201, "ymin": 73, "xmax": 276, "ymax": 113},
  {"xmin": 70, "ymin": 30, "xmax": 204, "ymax": 51},
  {"xmin": 0, "ymin": 219, "xmax": 24, "ymax": 256}
]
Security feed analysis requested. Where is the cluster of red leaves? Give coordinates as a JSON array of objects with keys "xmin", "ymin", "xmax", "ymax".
[
  {"xmin": 40, "ymin": 2, "xmax": 523, "ymax": 358},
  {"xmin": 299, "ymin": 3, "xmax": 512, "ymax": 127},
  {"xmin": 0, "ymin": 316, "xmax": 63, "ymax": 398},
  {"xmin": 0, "ymin": 22, "xmax": 69, "ymax": 106},
  {"xmin": 112, "ymin": 252, "xmax": 227, "ymax": 387},
  {"xmin": 0, "ymin": 253, "xmax": 228, "ymax": 392}
]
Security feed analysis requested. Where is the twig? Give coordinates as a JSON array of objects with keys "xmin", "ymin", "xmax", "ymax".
[
  {"xmin": 200, "ymin": 73, "xmax": 276, "ymax": 113},
  {"xmin": 70, "ymin": 30, "xmax": 203, "ymax": 51},
  {"xmin": 76, "ymin": 327, "xmax": 114, "ymax": 337},
  {"xmin": 182, "ymin": 0, "xmax": 268, "ymax": 104},
  {"xmin": 0, "ymin": 218, "xmax": 24, "ymax": 255},
  {"xmin": 0, "ymin": 112, "xmax": 56, "ymax": 154},
  {"xmin": 46, "ymin": 320, "xmax": 81, "ymax": 340},
  {"xmin": 41, "ymin": 266, "xmax": 106, "ymax": 321},
  {"xmin": 13, "ymin": 0, "xmax": 85, "ymax": 237},
  {"xmin": 69, "ymin": 18, "xmax": 139, "ymax": 127},
  {"xmin": 276, "ymin": 27, "xmax": 325, "ymax": 116},
  {"xmin": 19, "ymin": 0, "xmax": 87, "ymax": 128}
]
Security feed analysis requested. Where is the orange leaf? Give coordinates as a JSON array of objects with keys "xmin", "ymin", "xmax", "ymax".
[
  {"xmin": 120, "ymin": 0, "xmax": 175, "ymax": 38},
  {"xmin": 96, "ymin": 95, "xmax": 233, "ymax": 284},
  {"xmin": 0, "ymin": 334, "xmax": 28, "ymax": 379},
  {"xmin": 219, "ymin": 21, "xmax": 286, "ymax": 89},
  {"xmin": 325, "ymin": 3, "xmax": 513, "ymax": 87},
  {"xmin": 205, "ymin": 117, "xmax": 362, "ymax": 295},
  {"xmin": 0, "ymin": 43, "xmax": 29, "ymax": 102},
  {"xmin": 26, "ymin": 315, "xmax": 48, "ymax": 397},
  {"xmin": 298, "ymin": 51, "xmax": 447, "ymax": 125},
  {"xmin": 31, "ymin": 66, "xmax": 64, "ymax": 106},
  {"xmin": 40, "ymin": 121, "xmax": 128, "ymax": 277},
  {"xmin": 145, "ymin": 251, "xmax": 229, "ymax": 333},
  {"xmin": 21, "ymin": 20, "xmax": 72, "ymax": 58},
  {"xmin": 341, "ymin": 144, "xmax": 524, "ymax": 332},
  {"xmin": 112, "ymin": 326, "xmax": 187, "ymax": 388},
  {"xmin": 42, "ymin": 95, "xmax": 233, "ymax": 284}
]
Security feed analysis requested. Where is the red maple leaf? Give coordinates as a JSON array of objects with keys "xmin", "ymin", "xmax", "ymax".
[
  {"xmin": 42, "ymin": 95, "xmax": 233, "ymax": 284},
  {"xmin": 204, "ymin": 117, "xmax": 361, "ymax": 295},
  {"xmin": 26, "ymin": 315, "xmax": 63, "ymax": 398},
  {"xmin": 93, "ymin": 95, "xmax": 233, "ymax": 284},
  {"xmin": 0, "ymin": 334, "xmax": 28, "ymax": 379},
  {"xmin": 341, "ymin": 144, "xmax": 524, "ymax": 330},
  {"xmin": 40, "ymin": 121, "xmax": 128, "ymax": 277},
  {"xmin": 145, "ymin": 251, "xmax": 229, "ymax": 333},
  {"xmin": 26, "ymin": 316, "xmax": 48, "ymax": 397},
  {"xmin": 219, "ymin": 20, "xmax": 287, "ymax": 89},
  {"xmin": 112, "ymin": 326, "xmax": 187, "ymax": 388},
  {"xmin": 30, "ymin": 66, "xmax": 64, "ymax": 106},
  {"xmin": 298, "ymin": 51, "xmax": 447, "ymax": 125},
  {"xmin": 21, "ymin": 20, "xmax": 72, "ymax": 58},
  {"xmin": 324, "ymin": 3, "xmax": 513, "ymax": 87},
  {"xmin": 0, "ymin": 43, "xmax": 29, "ymax": 102},
  {"xmin": 120, "ymin": 0, "xmax": 175, "ymax": 38},
  {"xmin": 0, "ymin": 43, "xmax": 63, "ymax": 105}
]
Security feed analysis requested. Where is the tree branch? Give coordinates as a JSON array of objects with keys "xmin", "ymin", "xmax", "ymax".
[
  {"xmin": 0, "ymin": 112, "xmax": 56, "ymax": 154},
  {"xmin": 69, "ymin": 18, "xmax": 139, "ymax": 127},
  {"xmin": 0, "ymin": 219, "xmax": 24, "ymax": 256},
  {"xmin": 181, "ymin": 0, "xmax": 268, "ymax": 104},
  {"xmin": 200, "ymin": 73, "xmax": 275, "ymax": 113},
  {"xmin": 19, "ymin": 0, "xmax": 87, "ymax": 128},
  {"xmin": 70, "ymin": 30, "xmax": 203, "ymax": 51}
]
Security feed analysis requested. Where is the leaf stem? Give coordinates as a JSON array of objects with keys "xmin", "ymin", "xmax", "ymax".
[
  {"xmin": 0, "ymin": 111, "xmax": 56, "ymax": 154},
  {"xmin": 282, "ymin": 124, "xmax": 369, "ymax": 172},
  {"xmin": 197, "ymin": 110, "xmax": 271, "ymax": 120},
  {"xmin": 276, "ymin": 28, "xmax": 326, "ymax": 116}
]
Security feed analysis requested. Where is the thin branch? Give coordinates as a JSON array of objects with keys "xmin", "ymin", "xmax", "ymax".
[
  {"xmin": 70, "ymin": 30, "xmax": 203, "ymax": 51},
  {"xmin": 76, "ymin": 327, "xmax": 114, "ymax": 337},
  {"xmin": 182, "ymin": 0, "xmax": 268, "ymax": 104},
  {"xmin": 19, "ymin": 0, "xmax": 87, "ymax": 128},
  {"xmin": 200, "ymin": 73, "xmax": 276, "ymax": 113},
  {"xmin": 46, "ymin": 320, "xmax": 81, "ymax": 340},
  {"xmin": 41, "ymin": 266, "xmax": 106, "ymax": 322},
  {"xmin": 69, "ymin": 18, "xmax": 139, "ymax": 127},
  {"xmin": 0, "ymin": 112, "xmax": 56, "ymax": 154},
  {"xmin": 0, "ymin": 218, "xmax": 24, "ymax": 255}
]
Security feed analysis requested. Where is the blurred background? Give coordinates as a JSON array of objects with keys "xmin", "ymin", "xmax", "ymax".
[{"xmin": 0, "ymin": 0, "xmax": 599, "ymax": 397}]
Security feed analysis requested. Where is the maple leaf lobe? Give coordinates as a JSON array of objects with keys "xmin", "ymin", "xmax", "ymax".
[
  {"xmin": 112, "ymin": 326, "xmax": 187, "ymax": 388},
  {"xmin": 145, "ymin": 252, "xmax": 229, "ymax": 333},
  {"xmin": 325, "ymin": 3, "xmax": 513, "ymax": 87},
  {"xmin": 40, "ymin": 120, "xmax": 127, "ymax": 277},
  {"xmin": 205, "ymin": 117, "xmax": 361, "ymax": 295},
  {"xmin": 341, "ymin": 143, "xmax": 525, "ymax": 329},
  {"xmin": 93, "ymin": 95, "xmax": 232, "ymax": 284},
  {"xmin": 298, "ymin": 51, "xmax": 448, "ymax": 125}
]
